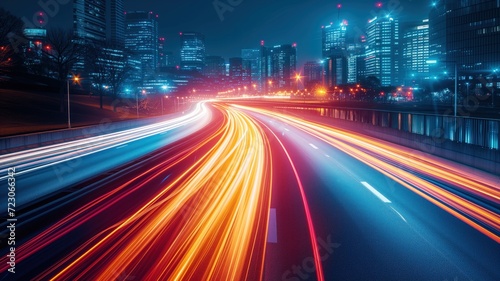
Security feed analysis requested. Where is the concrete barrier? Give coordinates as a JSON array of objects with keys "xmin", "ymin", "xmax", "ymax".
[{"xmin": 283, "ymin": 108, "xmax": 500, "ymax": 175}]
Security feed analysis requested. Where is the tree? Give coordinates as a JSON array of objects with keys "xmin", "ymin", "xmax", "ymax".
[
  {"xmin": 85, "ymin": 44, "xmax": 131, "ymax": 109},
  {"xmin": 43, "ymin": 28, "xmax": 82, "ymax": 112},
  {"xmin": 0, "ymin": 8, "xmax": 26, "ymax": 74}
]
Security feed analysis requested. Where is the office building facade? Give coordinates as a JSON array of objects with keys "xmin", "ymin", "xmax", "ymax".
[
  {"xmin": 402, "ymin": 19, "xmax": 430, "ymax": 84},
  {"xmin": 365, "ymin": 15, "xmax": 401, "ymax": 86},
  {"xmin": 322, "ymin": 20, "xmax": 349, "ymax": 87},
  {"xmin": 125, "ymin": 11, "xmax": 159, "ymax": 77},
  {"xmin": 261, "ymin": 44, "xmax": 297, "ymax": 91},
  {"xmin": 73, "ymin": 0, "xmax": 107, "ymax": 44},
  {"xmin": 242, "ymin": 49, "xmax": 262, "ymax": 90},
  {"xmin": 180, "ymin": 32, "xmax": 206, "ymax": 72}
]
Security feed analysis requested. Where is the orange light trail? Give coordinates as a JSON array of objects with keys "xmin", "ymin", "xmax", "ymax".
[
  {"xmin": 28, "ymin": 104, "xmax": 273, "ymax": 280},
  {"xmin": 235, "ymin": 105, "xmax": 500, "ymax": 244}
]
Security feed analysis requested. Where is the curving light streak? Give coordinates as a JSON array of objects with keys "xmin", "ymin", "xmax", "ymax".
[
  {"xmin": 23, "ymin": 104, "xmax": 273, "ymax": 280},
  {"xmin": 0, "ymin": 103, "xmax": 212, "ymax": 207},
  {"xmin": 257, "ymin": 120, "xmax": 325, "ymax": 281},
  {"xmin": 235, "ymin": 105, "xmax": 500, "ymax": 243},
  {"xmin": 0, "ymin": 102, "xmax": 209, "ymax": 176}
]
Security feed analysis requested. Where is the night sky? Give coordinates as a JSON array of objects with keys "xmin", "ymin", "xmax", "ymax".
[{"xmin": 1, "ymin": 0, "xmax": 430, "ymax": 66}]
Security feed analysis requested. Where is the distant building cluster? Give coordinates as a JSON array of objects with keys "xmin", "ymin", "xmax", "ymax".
[
  {"xmin": 18, "ymin": 0, "xmax": 500, "ymax": 97},
  {"xmin": 314, "ymin": 0, "xmax": 500, "ymax": 97}
]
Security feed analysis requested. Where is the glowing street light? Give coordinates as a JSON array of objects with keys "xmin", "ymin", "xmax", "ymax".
[
  {"xmin": 161, "ymin": 85, "xmax": 168, "ymax": 115},
  {"xmin": 66, "ymin": 75, "xmax": 80, "ymax": 129}
]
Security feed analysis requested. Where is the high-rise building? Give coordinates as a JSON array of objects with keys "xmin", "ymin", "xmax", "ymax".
[
  {"xmin": 365, "ymin": 15, "xmax": 401, "ymax": 86},
  {"xmin": 158, "ymin": 37, "xmax": 166, "ymax": 68},
  {"xmin": 430, "ymin": 0, "xmax": 500, "ymax": 76},
  {"xmin": 229, "ymin": 57, "xmax": 251, "ymax": 88},
  {"xmin": 347, "ymin": 43, "xmax": 366, "ymax": 84},
  {"xmin": 322, "ymin": 20, "xmax": 349, "ymax": 87},
  {"xmin": 429, "ymin": 2, "xmax": 448, "ymax": 75},
  {"xmin": 180, "ymin": 32, "xmax": 205, "ymax": 72},
  {"xmin": 325, "ymin": 50, "xmax": 348, "ymax": 87},
  {"xmin": 106, "ymin": 0, "xmax": 125, "ymax": 47},
  {"xmin": 303, "ymin": 61, "xmax": 323, "ymax": 89},
  {"xmin": 73, "ymin": 0, "xmax": 126, "ymax": 89},
  {"xmin": 74, "ymin": 0, "xmax": 106, "ymax": 44},
  {"xmin": 241, "ymin": 49, "xmax": 262, "ymax": 90},
  {"xmin": 402, "ymin": 19, "xmax": 430, "ymax": 84},
  {"xmin": 261, "ymin": 43, "xmax": 297, "ymax": 91},
  {"xmin": 164, "ymin": 51, "xmax": 176, "ymax": 67},
  {"xmin": 23, "ymin": 28, "xmax": 46, "ymax": 75},
  {"xmin": 204, "ymin": 56, "xmax": 225, "ymax": 78},
  {"xmin": 322, "ymin": 21, "xmax": 348, "ymax": 57},
  {"xmin": 125, "ymin": 11, "xmax": 159, "ymax": 77}
]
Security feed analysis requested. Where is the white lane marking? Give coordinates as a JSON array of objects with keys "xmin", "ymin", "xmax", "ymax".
[
  {"xmin": 361, "ymin": 181, "xmax": 391, "ymax": 203},
  {"xmin": 268, "ymin": 208, "xmax": 278, "ymax": 243},
  {"xmin": 390, "ymin": 206, "xmax": 407, "ymax": 223},
  {"xmin": 309, "ymin": 143, "xmax": 319, "ymax": 150}
]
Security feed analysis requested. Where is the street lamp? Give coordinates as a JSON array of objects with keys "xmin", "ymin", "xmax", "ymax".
[
  {"xmin": 137, "ymin": 90, "xmax": 146, "ymax": 118},
  {"xmin": 67, "ymin": 75, "xmax": 80, "ymax": 129},
  {"xmin": 161, "ymin": 85, "xmax": 168, "ymax": 115},
  {"xmin": 465, "ymin": 82, "xmax": 470, "ymax": 98}
]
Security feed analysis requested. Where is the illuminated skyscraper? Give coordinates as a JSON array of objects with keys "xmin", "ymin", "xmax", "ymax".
[
  {"xmin": 242, "ymin": 49, "xmax": 262, "ymax": 90},
  {"xmin": 125, "ymin": 11, "xmax": 159, "ymax": 76},
  {"xmin": 73, "ymin": 0, "xmax": 125, "ymax": 88},
  {"xmin": 347, "ymin": 43, "xmax": 366, "ymax": 84},
  {"xmin": 74, "ymin": 0, "xmax": 106, "ymax": 44},
  {"xmin": 106, "ymin": 0, "xmax": 125, "ymax": 47},
  {"xmin": 402, "ymin": 19, "xmax": 430, "ymax": 84},
  {"xmin": 204, "ymin": 56, "xmax": 225, "ymax": 78},
  {"xmin": 365, "ymin": 15, "xmax": 401, "ymax": 86},
  {"xmin": 158, "ymin": 37, "xmax": 166, "ymax": 68},
  {"xmin": 180, "ymin": 32, "xmax": 206, "ymax": 72},
  {"xmin": 322, "ymin": 20, "xmax": 349, "ymax": 86},
  {"xmin": 261, "ymin": 43, "xmax": 297, "ymax": 91},
  {"xmin": 430, "ymin": 0, "xmax": 500, "ymax": 76}
]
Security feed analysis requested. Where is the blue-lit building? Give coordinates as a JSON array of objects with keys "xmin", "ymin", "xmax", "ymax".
[
  {"xmin": 365, "ymin": 15, "xmax": 401, "ymax": 86},
  {"xmin": 73, "ymin": 0, "xmax": 126, "ymax": 91},
  {"xmin": 429, "ymin": 0, "xmax": 500, "ymax": 85},
  {"xmin": 402, "ymin": 19, "xmax": 430, "ymax": 84},
  {"xmin": 158, "ymin": 37, "xmax": 166, "ymax": 68},
  {"xmin": 180, "ymin": 32, "xmax": 205, "ymax": 72},
  {"xmin": 242, "ymin": 49, "xmax": 262, "ymax": 91},
  {"xmin": 261, "ymin": 43, "xmax": 297, "ymax": 92},
  {"xmin": 204, "ymin": 56, "xmax": 225, "ymax": 78},
  {"xmin": 106, "ymin": 0, "xmax": 125, "ymax": 47},
  {"xmin": 347, "ymin": 43, "xmax": 366, "ymax": 84},
  {"xmin": 229, "ymin": 57, "xmax": 251, "ymax": 89},
  {"xmin": 322, "ymin": 21, "xmax": 347, "ymax": 57},
  {"xmin": 203, "ymin": 56, "xmax": 226, "ymax": 92},
  {"xmin": 74, "ymin": 0, "xmax": 107, "ymax": 44},
  {"xmin": 23, "ymin": 28, "xmax": 46, "ymax": 75},
  {"xmin": 322, "ymin": 20, "xmax": 349, "ymax": 87},
  {"xmin": 125, "ymin": 11, "xmax": 159, "ymax": 78}
]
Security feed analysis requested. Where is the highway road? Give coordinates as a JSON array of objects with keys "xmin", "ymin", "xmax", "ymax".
[{"xmin": 0, "ymin": 101, "xmax": 499, "ymax": 280}]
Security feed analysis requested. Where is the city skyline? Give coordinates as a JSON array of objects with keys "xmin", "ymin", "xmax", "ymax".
[{"xmin": 1, "ymin": 0, "xmax": 430, "ymax": 66}]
